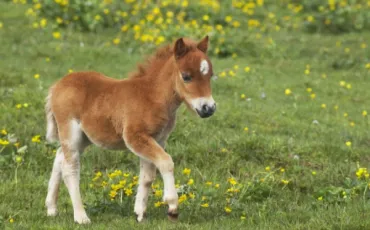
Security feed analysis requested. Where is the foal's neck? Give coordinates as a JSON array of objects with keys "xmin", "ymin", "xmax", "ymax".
[{"xmin": 152, "ymin": 57, "xmax": 182, "ymax": 116}]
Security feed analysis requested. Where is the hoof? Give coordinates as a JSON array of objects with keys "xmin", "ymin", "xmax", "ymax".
[
  {"xmin": 74, "ymin": 213, "xmax": 91, "ymax": 224},
  {"xmin": 167, "ymin": 211, "xmax": 179, "ymax": 222},
  {"xmin": 47, "ymin": 207, "xmax": 58, "ymax": 217},
  {"xmin": 135, "ymin": 212, "xmax": 146, "ymax": 223}
]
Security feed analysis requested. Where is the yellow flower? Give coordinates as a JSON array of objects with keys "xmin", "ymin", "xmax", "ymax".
[
  {"xmin": 281, "ymin": 179, "xmax": 289, "ymax": 185},
  {"xmin": 40, "ymin": 18, "xmax": 47, "ymax": 28},
  {"xmin": 340, "ymin": 81, "xmax": 346, "ymax": 87},
  {"xmin": 16, "ymin": 104, "xmax": 22, "ymax": 109},
  {"xmin": 285, "ymin": 89, "xmax": 292, "ymax": 95},
  {"xmin": 361, "ymin": 43, "xmax": 367, "ymax": 49},
  {"xmin": 188, "ymin": 192, "xmax": 195, "ymax": 199},
  {"xmin": 125, "ymin": 188, "xmax": 133, "ymax": 196},
  {"xmin": 187, "ymin": 179, "xmax": 194, "ymax": 185},
  {"xmin": 362, "ymin": 110, "xmax": 367, "ymax": 117},
  {"xmin": 321, "ymin": 73, "xmax": 327, "ymax": 79},
  {"xmin": 9, "ymin": 218, "xmax": 14, "ymax": 223},
  {"xmin": 52, "ymin": 31, "xmax": 61, "ymax": 39},
  {"xmin": 109, "ymin": 190, "xmax": 117, "ymax": 199},
  {"xmin": 280, "ymin": 168, "xmax": 285, "ymax": 173},
  {"xmin": 317, "ymin": 196, "xmax": 323, "ymax": 201},
  {"xmin": 113, "ymin": 38, "xmax": 120, "ymax": 45},
  {"xmin": 334, "ymin": 105, "xmax": 339, "ymax": 110},
  {"xmin": 154, "ymin": 201, "xmax": 163, "ymax": 207},
  {"xmin": 225, "ymin": 16, "xmax": 232, "ymax": 23},
  {"xmin": 200, "ymin": 203, "xmax": 209, "ymax": 208},
  {"xmin": 205, "ymin": 181, "xmax": 212, "ymax": 186},
  {"xmin": 265, "ymin": 166, "xmax": 270, "ymax": 171},
  {"xmin": 345, "ymin": 141, "xmax": 351, "ymax": 147},
  {"xmin": 154, "ymin": 189, "xmax": 162, "ymax": 197},
  {"xmin": 16, "ymin": 156, "xmax": 22, "ymax": 163},
  {"xmin": 182, "ymin": 168, "xmax": 191, "ymax": 176},
  {"xmin": 240, "ymin": 215, "xmax": 246, "ymax": 220},
  {"xmin": 32, "ymin": 135, "xmax": 41, "ymax": 143},
  {"xmin": 321, "ymin": 104, "xmax": 326, "ymax": 109},
  {"xmin": 152, "ymin": 7, "xmax": 161, "ymax": 15},
  {"xmin": 356, "ymin": 168, "xmax": 367, "ymax": 179},
  {"xmin": 103, "ymin": 9, "xmax": 110, "ymax": 15},
  {"xmin": 121, "ymin": 25, "xmax": 129, "ymax": 32},
  {"xmin": 240, "ymin": 94, "xmax": 246, "ymax": 99},
  {"xmin": 178, "ymin": 194, "xmax": 187, "ymax": 204},
  {"xmin": 346, "ymin": 83, "xmax": 351, "ymax": 89},
  {"xmin": 228, "ymin": 178, "xmax": 237, "ymax": 185},
  {"xmin": 0, "ymin": 22, "xmax": 3, "ymax": 29},
  {"xmin": 0, "ymin": 139, "xmax": 9, "ymax": 146},
  {"xmin": 1, "ymin": 129, "xmax": 7, "ymax": 135},
  {"xmin": 304, "ymin": 69, "xmax": 310, "ymax": 75},
  {"xmin": 224, "ymin": 207, "xmax": 232, "ymax": 213},
  {"xmin": 306, "ymin": 88, "xmax": 312, "ymax": 93},
  {"xmin": 244, "ymin": 66, "xmax": 250, "ymax": 73},
  {"xmin": 56, "ymin": 17, "xmax": 63, "ymax": 24},
  {"xmin": 94, "ymin": 15, "xmax": 101, "ymax": 21},
  {"xmin": 68, "ymin": 69, "xmax": 73, "ymax": 73},
  {"xmin": 366, "ymin": 63, "xmax": 370, "ymax": 69},
  {"xmin": 202, "ymin": 15, "xmax": 209, "ymax": 21},
  {"xmin": 233, "ymin": 21, "xmax": 241, "ymax": 27},
  {"xmin": 244, "ymin": 127, "xmax": 249, "ymax": 132},
  {"xmin": 344, "ymin": 112, "xmax": 348, "ymax": 117},
  {"xmin": 34, "ymin": 74, "xmax": 40, "ymax": 79},
  {"xmin": 310, "ymin": 93, "xmax": 316, "ymax": 99},
  {"xmin": 215, "ymin": 184, "xmax": 220, "ymax": 188},
  {"xmin": 312, "ymin": 171, "xmax": 317, "ymax": 175},
  {"xmin": 166, "ymin": 11, "xmax": 174, "ymax": 18},
  {"xmin": 350, "ymin": 121, "xmax": 355, "ymax": 127}
]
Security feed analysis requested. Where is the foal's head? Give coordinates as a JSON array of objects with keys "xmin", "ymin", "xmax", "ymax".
[{"xmin": 173, "ymin": 36, "xmax": 216, "ymax": 118}]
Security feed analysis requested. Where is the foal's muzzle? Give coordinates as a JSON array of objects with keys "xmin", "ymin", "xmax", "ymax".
[{"xmin": 196, "ymin": 103, "xmax": 216, "ymax": 118}]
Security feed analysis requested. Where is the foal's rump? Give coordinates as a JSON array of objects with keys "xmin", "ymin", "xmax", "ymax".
[{"xmin": 45, "ymin": 71, "xmax": 126, "ymax": 149}]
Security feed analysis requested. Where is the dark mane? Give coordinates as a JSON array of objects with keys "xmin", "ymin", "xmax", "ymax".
[{"xmin": 128, "ymin": 39, "xmax": 198, "ymax": 79}]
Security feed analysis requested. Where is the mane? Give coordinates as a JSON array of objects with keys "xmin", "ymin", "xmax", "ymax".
[{"xmin": 129, "ymin": 38, "xmax": 198, "ymax": 79}]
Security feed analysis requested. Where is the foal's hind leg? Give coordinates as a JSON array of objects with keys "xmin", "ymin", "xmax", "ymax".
[
  {"xmin": 45, "ymin": 147, "xmax": 64, "ymax": 216},
  {"xmin": 59, "ymin": 119, "xmax": 91, "ymax": 224}
]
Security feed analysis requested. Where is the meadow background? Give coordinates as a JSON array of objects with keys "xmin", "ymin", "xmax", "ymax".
[{"xmin": 1, "ymin": 0, "xmax": 370, "ymax": 229}]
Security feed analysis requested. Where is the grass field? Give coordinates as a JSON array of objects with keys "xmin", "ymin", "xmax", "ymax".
[{"xmin": 1, "ymin": 1, "xmax": 370, "ymax": 229}]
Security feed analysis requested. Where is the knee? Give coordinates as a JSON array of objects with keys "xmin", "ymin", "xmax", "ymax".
[{"xmin": 155, "ymin": 157, "xmax": 174, "ymax": 174}]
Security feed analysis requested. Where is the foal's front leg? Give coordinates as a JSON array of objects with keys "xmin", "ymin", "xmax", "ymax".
[
  {"xmin": 124, "ymin": 132, "xmax": 178, "ymax": 221},
  {"xmin": 134, "ymin": 159, "xmax": 156, "ymax": 222}
]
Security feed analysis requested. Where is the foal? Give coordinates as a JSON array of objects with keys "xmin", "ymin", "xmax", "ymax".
[{"xmin": 44, "ymin": 36, "xmax": 216, "ymax": 224}]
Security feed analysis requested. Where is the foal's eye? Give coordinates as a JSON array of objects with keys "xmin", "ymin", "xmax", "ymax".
[{"xmin": 181, "ymin": 73, "xmax": 192, "ymax": 83}]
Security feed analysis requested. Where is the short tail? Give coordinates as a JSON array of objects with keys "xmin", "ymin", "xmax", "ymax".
[{"xmin": 45, "ymin": 88, "xmax": 59, "ymax": 143}]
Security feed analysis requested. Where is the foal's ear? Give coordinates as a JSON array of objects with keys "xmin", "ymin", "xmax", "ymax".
[
  {"xmin": 174, "ymin": 38, "xmax": 189, "ymax": 59},
  {"xmin": 197, "ymin": 35, "xmax": 209, "ymax": 53}
]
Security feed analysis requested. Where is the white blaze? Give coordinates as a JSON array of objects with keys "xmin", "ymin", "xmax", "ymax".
[{"xmin": 200, "ymin": 59, "xmax": 209, "ymax": 75}]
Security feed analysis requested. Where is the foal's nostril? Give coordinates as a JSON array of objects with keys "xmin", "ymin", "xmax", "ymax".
[{"xmin": 202, "ymin": 104, "xmax": 209, "ymax": 113}]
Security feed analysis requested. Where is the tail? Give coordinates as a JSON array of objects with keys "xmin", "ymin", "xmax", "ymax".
[{"xmin": 45, "ymin": 88, "xmax": 59, "ymax": 143}]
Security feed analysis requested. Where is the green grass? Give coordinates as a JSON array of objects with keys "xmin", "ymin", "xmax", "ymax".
[{"xmin": 1, "ymin": 2, "xmax": 370, "ymax": 229}]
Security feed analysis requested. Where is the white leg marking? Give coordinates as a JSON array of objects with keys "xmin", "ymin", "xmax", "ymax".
[
  {"xmin": 134, "ymin": 159, "xmax": 156, "ymax": 222},
  {"xmin": 200, "ymin": 59, "xmax": 209, "ymax": 75},
  {"xmin": 156, "ymin": 159, "xmax": 178, "ymax": 213},
  {"xmin": 45, "ymin": 147, "xmax": 63, "ymax": 216},
  {"xmin": 62, "ymin": 120, "xmax": 90, "ymax": 224}
]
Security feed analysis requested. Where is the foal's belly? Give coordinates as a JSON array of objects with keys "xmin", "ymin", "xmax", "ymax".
[{"xmin": 80, "ymin": 118, "xmax": 126, "ymax": 150}]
